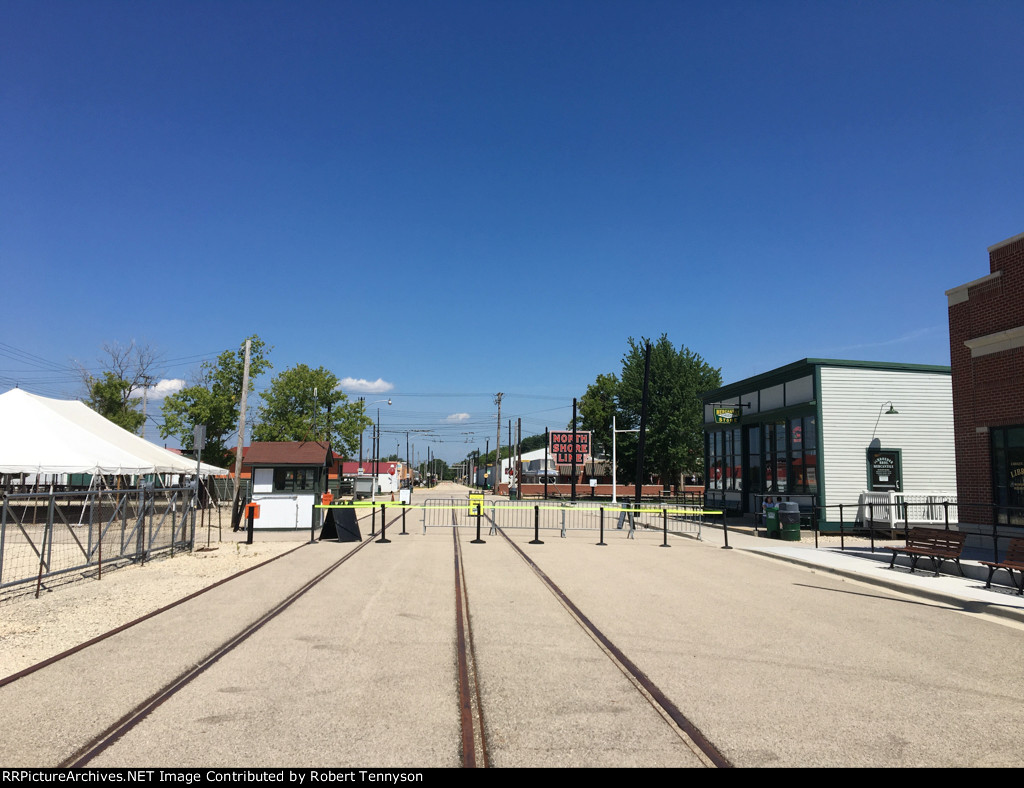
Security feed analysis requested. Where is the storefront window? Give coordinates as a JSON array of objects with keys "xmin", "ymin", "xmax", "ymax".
[
  {"xmin": 789, "ymin": 416, "xmax": 817, "ymax": 493},
  {"xmin": 707, "ymin": 428, "xmax": 741, "ymax": 491},
  {"xmin": 747, "ymin": 426, "xmax": 761, "ymax": 492},
  {"xmin": 992, "ymin": 426, "xmax": 1024, "ymax": 526}
]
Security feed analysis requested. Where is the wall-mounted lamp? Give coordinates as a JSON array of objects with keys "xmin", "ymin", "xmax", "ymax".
[{"xmin": 872, "ymin": 401, "xmax": 898, "ymax": 440}]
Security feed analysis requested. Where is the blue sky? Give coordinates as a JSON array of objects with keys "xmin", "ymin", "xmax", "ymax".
[{"xmin": 3, "ymin": 0, "xmax": 1022, "ymax": 464}]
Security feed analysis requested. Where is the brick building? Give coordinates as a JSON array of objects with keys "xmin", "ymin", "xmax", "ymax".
[{"xmin": 946, "ymin": 231, "xmax": 1024, "ymax": 535}]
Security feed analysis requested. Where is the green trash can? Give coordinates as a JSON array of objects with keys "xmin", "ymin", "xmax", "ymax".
[
  {"xmin": 778, "ymin": 502, "xmax": 801, "ymax": 541},
  {"xmin": 765, "ymin": 506, "xmax": 780, "ymax": 538}
]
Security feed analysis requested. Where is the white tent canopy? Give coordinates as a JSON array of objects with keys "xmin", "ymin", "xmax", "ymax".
[{"xmin": 0, "ymin": 388, "xmax": 228, "ymax": 477}]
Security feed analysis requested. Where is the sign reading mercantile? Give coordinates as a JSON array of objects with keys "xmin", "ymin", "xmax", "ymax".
[{"xmin": 714, "ymin": 408, "xmax": 739, "ymax": 424}]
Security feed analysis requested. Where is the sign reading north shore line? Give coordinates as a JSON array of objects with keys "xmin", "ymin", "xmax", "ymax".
[{"xmin": 549, "ymin": 431, "xmax": 591, "ymax": 464}]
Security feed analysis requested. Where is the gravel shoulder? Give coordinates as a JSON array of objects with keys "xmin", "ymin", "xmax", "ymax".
[{"xmin": 0, "ymin": 539, "xmax": 301, "ymax": 678}]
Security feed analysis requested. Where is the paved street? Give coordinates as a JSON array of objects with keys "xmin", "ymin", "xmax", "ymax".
[{"xmin": 2, "ymin": 482, "xmax": 1022, "ymax": 768}]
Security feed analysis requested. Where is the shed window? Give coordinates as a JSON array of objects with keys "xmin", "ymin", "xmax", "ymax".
[{"xmin": 274, "ymin": 468, "xmax": 315, "ymax": 492}]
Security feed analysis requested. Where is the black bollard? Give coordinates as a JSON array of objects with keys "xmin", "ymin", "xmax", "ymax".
[
  {"xmin": 530, "ymin": 504, "xmax": 544, "ymax": 545},
  {"xmin": 471, "ymin": 502, "xmax": 485, "ymax": 543},
  {"xmin": 721, "ymin": 507, "xmax": 732, "ymax": 550},
  {"xmin": 377, "ymin": 504, "xmax": 390, "ymax": 543},
  {"xmin": 661, "ymin": 507, "xmax": 670, "ymax": 547},
  {"xmin": 246, "ymin": 505, "xmax": 254, "ymax": 546},
  {"xmin": 597, "ymin": 506, "xmax": 606, "ymax": 546},
  {"xmin": 401, "ymin": 505, "xmax": 407, "ymax": 535}
]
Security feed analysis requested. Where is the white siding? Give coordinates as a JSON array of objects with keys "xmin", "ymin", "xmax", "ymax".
[{"xmin": 819, "ymin": 367, "xmax": 954, "ymax": 508}]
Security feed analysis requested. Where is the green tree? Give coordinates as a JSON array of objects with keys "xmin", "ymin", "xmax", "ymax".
[
  {"xmin": 84, "ymin": 371, "xmax": 146, "ymax": 433},
  {"xmin": 575, "ymin": 373, "xmax": 619, "ymax": 457},
  {"xmin": 160, "ymin": 336, "xmax": 272, "ymax": 467},
  {"xmin": 252, "ymin": 364, "xmax": 371, "ymax": 458},
  {"xmin": 608, "ymin": 335, "xmax": 720, "ymax": 486}
]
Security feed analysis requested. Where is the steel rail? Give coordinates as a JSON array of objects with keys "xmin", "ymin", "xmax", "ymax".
[
  {"xmin": 0, "ymin": 541, "xmax": 308, "ymax": 689},
  {"xmin": 452, "ymin": 510, "xmax": 489, "ymax": 767},
  {"xmin": 60, "ymin": 535, "xmax": 378, "ymax": 768},
  {"xmin": 489, "ymin": 518, "xmax": 733, "ymax": 769}
]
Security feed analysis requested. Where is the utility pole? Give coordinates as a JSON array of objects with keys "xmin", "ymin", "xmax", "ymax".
[
  {"xmin": 358, "ymin": 397, "xmax": 365, "ymax": 469},
  {"xmin": 231, "ymin": 339, "xmax": 252, "ymax": 530},
  {"xmin": 140, "ymin": 375, "xmax": 154, "ymax": 440},
  {"xmin": 494, "ymin": 393, "xmax": 503, "ymax": 494}
]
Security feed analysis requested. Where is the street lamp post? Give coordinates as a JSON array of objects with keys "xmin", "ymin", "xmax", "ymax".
[
  {"xmin": 369, "ymin": 399, "xmax": 391, "ymax": 502},
  {"xmin": 612, "ymin": 415, "xmax": 641, "ymax": 505}
]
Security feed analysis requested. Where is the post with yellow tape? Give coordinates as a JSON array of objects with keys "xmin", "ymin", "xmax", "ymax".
[{"xmin": 377, "ymin": 504, "xmax": 390, "ymax": 544}]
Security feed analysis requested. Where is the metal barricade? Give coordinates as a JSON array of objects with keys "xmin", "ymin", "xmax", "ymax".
[{"xmin": 1, "ymin": 485, "xmax": 198, "ymax": 597}]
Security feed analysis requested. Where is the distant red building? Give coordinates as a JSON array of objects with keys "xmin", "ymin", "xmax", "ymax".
[{"xmin": 946, "ymin": 231, "xmax": 1024, "ymax": 532}]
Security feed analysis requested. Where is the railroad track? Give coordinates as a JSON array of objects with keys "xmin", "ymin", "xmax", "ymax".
[{"xmin": 2, "ymin": 502, "xmax": 731, "ymax": 768}]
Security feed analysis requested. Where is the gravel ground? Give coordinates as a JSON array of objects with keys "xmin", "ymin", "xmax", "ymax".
[{"xmin": 0, "ymin": 539, "xmax": 301, "ymax": 678}]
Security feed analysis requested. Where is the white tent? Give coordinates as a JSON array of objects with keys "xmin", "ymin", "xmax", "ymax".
[{"xmin": 0, "ymin": 388, "xmax": 228, "ymax": 477}]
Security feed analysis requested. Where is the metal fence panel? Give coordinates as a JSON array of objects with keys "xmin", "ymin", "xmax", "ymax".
[{"xmin": 1, "ymin": 486, "xmax": 198, "ymax": 596}]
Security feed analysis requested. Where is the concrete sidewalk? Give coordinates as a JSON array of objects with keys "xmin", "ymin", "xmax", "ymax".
[{"xmin": 692, "ymin": 518, "xmax": 1024, "ymax": 625}]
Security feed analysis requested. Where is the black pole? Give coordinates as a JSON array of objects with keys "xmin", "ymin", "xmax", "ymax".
[
  {"xmin": 401, "ymin": 505, "xmax": 407, "ymax": 535},
  {"xmin": 661, "ymin": 507, "xmax": 670, "ymax": 547},
  {"xmin": 530, "ymin": 504, "xmax": 543, "ymax": 544},
  {"xmin": 544, "ymin": 428, "xmax": 549, "ymax": 501},
  {"xmin": 377, "ymin": 504, "xmax": 390, "ymax": 543},
  {"xmin": 634, "ymin": 341, "xmax": 651, "ymax": 507},
  {"xmin": 722, "ymin": 506, "xmax": 732, "ymax": 549},
  {"xmin": 246, "ymin": 504, "xmax": 254, "ymax": 545},
  {"xmin": 571, "ymin": 398, "xmax": 577, "ymax": 502},
  {"xmin": 598, "ymin": 506, "xmax": 606, "ymax": 546}
]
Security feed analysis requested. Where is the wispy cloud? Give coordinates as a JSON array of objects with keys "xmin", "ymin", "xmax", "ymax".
[
  {"xmin": 446, "ymin": 413, "xmax": 471, "ymax": 423},
  {"xmin": 824, "ymin": 326, "xmax": 944, "ymax": 354},
  {"xmin": 339, "ymin": 377, "xmax": 395, "ymax": 394}
]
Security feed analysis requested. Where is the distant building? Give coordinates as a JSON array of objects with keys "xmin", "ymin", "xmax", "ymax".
[{"xmin": 946, "ymin": 231, "xmax": 1024, "ymax": 537}]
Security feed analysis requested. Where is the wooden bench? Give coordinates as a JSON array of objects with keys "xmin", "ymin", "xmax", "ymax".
[
  {"xmin": 980, "ymin": 538, "xmax": 1024, "ymax": 595},
  {"xmin": 886, "ymin": 527, "xmax": 966, "ymax": 577}
]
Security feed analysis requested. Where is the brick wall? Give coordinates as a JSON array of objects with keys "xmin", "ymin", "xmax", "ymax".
[{"xmin": 949, "ymin": 234, "xmax": 1024, "ymax": 524}]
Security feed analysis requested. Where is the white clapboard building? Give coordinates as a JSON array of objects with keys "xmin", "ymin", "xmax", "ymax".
[{"xmin": 701, "ymin": 359, "xmax": 954, "ymax": 528}]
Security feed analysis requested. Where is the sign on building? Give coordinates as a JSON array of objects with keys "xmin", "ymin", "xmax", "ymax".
[
  {"xmin": 714, "ymin": 408, "xmax": 739, "ymax": 424},
  {"xmin": 549, "ymin": 431, "xmax": 591, "ymax": 464}
]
